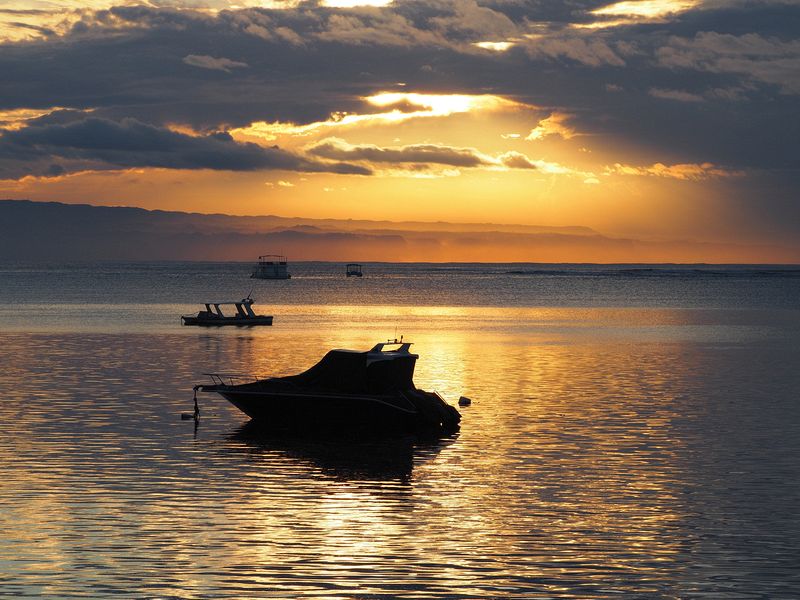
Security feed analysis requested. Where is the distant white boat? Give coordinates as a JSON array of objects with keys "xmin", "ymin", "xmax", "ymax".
[{"xmin": 251, "ymin": 254, "xmax": 291, "ymax": 279}]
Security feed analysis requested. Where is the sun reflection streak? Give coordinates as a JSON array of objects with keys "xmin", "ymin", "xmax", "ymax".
[{"xmin": 2, "ymin": 301, "xmax": 799, "ymax": 595}]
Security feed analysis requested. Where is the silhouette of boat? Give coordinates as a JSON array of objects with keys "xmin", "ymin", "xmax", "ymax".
[
  {"xmin": 195, "ymin": 341, "xmax": 460, "ymax": 433},
  {"xmin": 181, "ymin": 297, "xmax": 273, "ymax": 326},
  {"xmin": 251, "ymin": 254, "xmax": 291, "ymax": 279},
  {"xmin": 346, "ymin": 263, "xmax": 363, "ymax": 277}
]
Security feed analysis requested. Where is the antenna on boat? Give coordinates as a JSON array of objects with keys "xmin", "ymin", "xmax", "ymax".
[
  {"xmin": 246, "ymin": 287, "xmax": 253, "ymax": 301},
  {"xmin": 388, "ymin": 327, "xmax": 403, "ymax": 345}
]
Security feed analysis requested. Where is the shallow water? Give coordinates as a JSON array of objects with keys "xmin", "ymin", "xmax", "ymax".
[{"xmin": 1, "ymin": 263, "xmax": 799, "ymax": 597}]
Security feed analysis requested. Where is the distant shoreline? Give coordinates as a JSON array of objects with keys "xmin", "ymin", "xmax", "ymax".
[{"xmin": 2, "ymin": 199, "xmax": 798, "ymax": 264}]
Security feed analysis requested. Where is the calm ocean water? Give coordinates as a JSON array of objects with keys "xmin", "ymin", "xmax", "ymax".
[{"xmin": 1, "ymin": 262, "xmax": 799, "ymax": 598}]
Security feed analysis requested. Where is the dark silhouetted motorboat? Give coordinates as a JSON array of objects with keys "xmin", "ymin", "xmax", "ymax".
[
  {"xmin": 181, "ymin": 297, "xmax": 273, "ymax": 326},
  {"xmin": 195, "ymin": 341, "xmax": 461, "ymax": 433}
]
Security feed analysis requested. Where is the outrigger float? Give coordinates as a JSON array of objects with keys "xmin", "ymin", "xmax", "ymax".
[
  {"xmin": 181, "ymin": 297, "xmax": 273, "ymax": 326},
  {"xmin": 193, "ymin": 340, "xmax": 461, "ymax": 434}
]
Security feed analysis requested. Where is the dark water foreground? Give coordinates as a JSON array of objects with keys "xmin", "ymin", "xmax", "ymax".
[{"xmin": 0, "ymin": 263, "xmax": 799, "ymax": 597}]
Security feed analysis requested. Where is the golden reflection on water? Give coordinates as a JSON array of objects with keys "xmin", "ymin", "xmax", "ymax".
[{"xmin": 0, "ymin": 306, "xmax": 799, "ymax": 597}]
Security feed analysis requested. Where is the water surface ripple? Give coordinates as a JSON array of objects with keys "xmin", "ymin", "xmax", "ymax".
[{"xmin": 0, "ymin": 263, "xmax": 799, "ymax": 598}]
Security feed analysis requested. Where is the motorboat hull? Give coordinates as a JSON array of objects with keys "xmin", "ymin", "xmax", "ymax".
[
  {"xmin": 204, "ymin": 386, "xmax": 459, "ymax": 434},
  {"xmin": 250, "ymin": 273, "xmax": 291, "ymax": 280}
]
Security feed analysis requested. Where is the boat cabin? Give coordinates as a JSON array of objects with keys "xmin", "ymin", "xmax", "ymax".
[{"xmin": 276, "ymin": 340, "xmax": 418, "ymax": 393}]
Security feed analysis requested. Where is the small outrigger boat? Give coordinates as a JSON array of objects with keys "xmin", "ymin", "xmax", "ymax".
[
  {"xmin": 181, "ymin": 297, "xmax": 273, "ymax": 326},
  {"xmin": 194, "ymin": 340, "xmax": 460, "ymax": 434}
]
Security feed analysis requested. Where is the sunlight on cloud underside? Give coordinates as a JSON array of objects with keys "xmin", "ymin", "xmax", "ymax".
[
  {"xmin": 474, "ymin": 41, "xmax": 516, "ymax": 52},
  {"xmin": 0, "ymin": 1, "xmax": 297, "ymax": 41},
  {"xmin": 592, "ymin": 0, "xmax": 699, "ymax": 18},
  {"xmin": 608, "ymin": 162, "xmax": 744, "ymax": 180},
  {"xmin": 526, "ymin": 113, "xmax": 577, "ymax": 141},
  {"xmin": 303, "ymin": 137, "xmax": 595, "ymax": 180},
  {"xmin": 578, "ymin": 0, "xmax": 700, "ymax": 28},
  {"xmin": 321, "ymin": 0, "xmax": 393, "ymax": 6},
  {"xmin": 365, "ymin": 93, "xmax": 522, "ymax": 116},
  {"xmin": 0, "ymin": 107, "xmax": 74, "ymax": 130},
  {"xmin": 233, "ymin": 93, "xmax": 525, "ymax": 141}
]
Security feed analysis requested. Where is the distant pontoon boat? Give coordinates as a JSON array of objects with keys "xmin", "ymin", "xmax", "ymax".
[
  {"xmin": 181, "ymin": 297, "xmax": 273, "ymax": 326},
  {"xmin": 251, "ymin": 255, "xmax": 291, "ymax": 279},
  {"xmin": 346, "ymin": 263, "xmax": 363, "ymax": 277}
]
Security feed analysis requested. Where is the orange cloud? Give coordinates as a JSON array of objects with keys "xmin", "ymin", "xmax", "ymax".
[
  {"xmin": 525, "ymin": 113, "xmax": 578, "ymax": 140},
  {"xmin": 232, "ymin": 92, "xmax": 528, "ymax": 142},
  {"xmin": 607, "ymin": 162, "xmax": 745, "ymax": 180}
]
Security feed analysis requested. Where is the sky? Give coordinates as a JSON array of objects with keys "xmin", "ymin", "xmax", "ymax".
[{"xmin": 0, "ymin": 0, "xmax": 798, "ymax": 262}]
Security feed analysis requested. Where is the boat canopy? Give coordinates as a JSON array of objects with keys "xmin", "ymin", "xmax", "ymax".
[
  {"xmin": 201, "ymin": 300, "xmax": 254, "ymax": 306},
  {"xmin": 275, "ymin": 343, "xmax": 418, "ymax": 394},
  {"xmin": 196, "ymin": 298, "xmax": 258, "ymax": 318},
  {"xmin": 258, "ymin": 254, "xmax": 288, "ymax": 263}
]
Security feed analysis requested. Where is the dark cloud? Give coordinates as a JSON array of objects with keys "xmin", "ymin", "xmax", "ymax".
[
  {"xmin": 306, "ymin": 139, "xmax": 547, "ymax": 172},
  {"xmin": 307, "ymin": 139, "xmax": 490, "ymax": 168},
  {"xmin": 0, "ymin": 117, "xmax": 371, "ymax": 179},
  {"xmin": 3, "ymin": 21, "xmax": 55, "ymax": 36},
  {"xmin": 183, "ymin": 54, "xmax": 249, "ymax": 72}
]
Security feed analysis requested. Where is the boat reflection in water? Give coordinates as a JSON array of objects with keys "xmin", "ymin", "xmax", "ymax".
[
  {"xmin": 196, "ymin": 340, "xmax": 461, "ymax": 435},
  {"xmin": 229, "ymin": 422, "xmax": 457, "ymax": 481}
]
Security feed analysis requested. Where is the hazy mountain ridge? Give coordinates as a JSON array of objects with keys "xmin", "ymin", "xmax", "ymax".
[{"xmin": 1, "ymin": 199, "xmax": 795, "ymax": 263}]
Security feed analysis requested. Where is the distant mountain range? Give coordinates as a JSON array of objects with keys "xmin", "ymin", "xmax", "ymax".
[{"xmin": 0, "ymin": 199, "xmax": 795, "ymax": 263}]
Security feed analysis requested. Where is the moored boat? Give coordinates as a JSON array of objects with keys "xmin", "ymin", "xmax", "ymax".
[
  {"xmin": 251, "ymin": 254, "xmax": 291, "ymax": 279},
  {"xmin": 195, "ymin": 340, "xmax": 461, "ymax": 433},
  {"xmin": 346, "ymin": 263, "xmax": 363, "ymax": 277},
  {"xmin": 181, "ymin": 297, "xmax": 273, "ymax": 326}
]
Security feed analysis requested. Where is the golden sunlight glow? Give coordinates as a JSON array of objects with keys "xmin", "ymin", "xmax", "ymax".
[
  {"xmin": 300, "ymin": 137, "xmax": 595, "ymax": 179},
  {"xmin": 321, "ymin": 0, "xmax": 393, "ymax": 6},
  {"xmin": 232, "ymin": 93, "xmax": 526, "ymax": 142},
  {"xmin": 576, "ymin": 0, "xmax": 700, "ymax": 28},
  {"xmin": 526, "ymin": 113, "xmax": 577, "ymax": 141},
  {"xmin": 591, "ymin": 0, "xmax": 699, "ymax": 18},
  {"xmin": 0, "ymin": 107, "xmax": 71, "ymax": 130},
  {"xmin": 364, "ymin": 92, "xmax": 522, "ymax": 116},
  {"xmin": 607, "ymin": 162, "xmax": 744, "ymax": 180},
  {"xmin": 0, "ymin": 1, "xmax": 299, "ymax": 41},
  {"xmin": 474, "ymin": 41, "xmax": 515, "ymax": 52}
]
